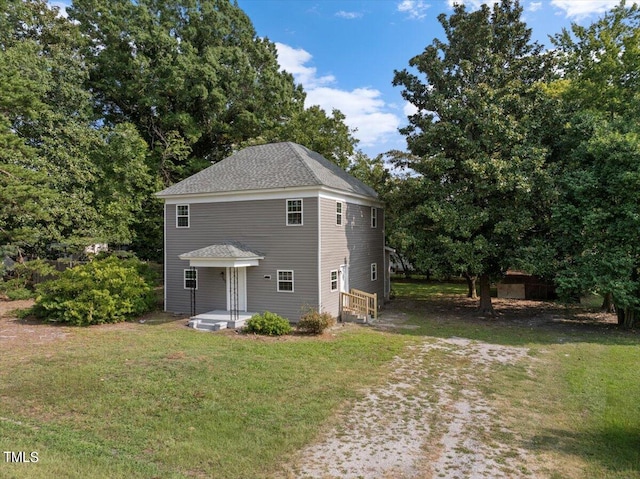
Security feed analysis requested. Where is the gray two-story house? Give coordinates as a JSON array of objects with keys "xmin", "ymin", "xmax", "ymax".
[{"xmin": 156, "ymin": 142, "xmax": 386, "ymax": 328}]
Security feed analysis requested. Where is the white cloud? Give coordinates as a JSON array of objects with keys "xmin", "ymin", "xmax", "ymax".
[
  {"xmin": 275, "ymin": 43, "xmax": 335, "ymax": 89},
  {"xmin": 397, "ymin": 0, "xmax": 430, "ymax": 20},
  {"xmin": 551, "ymin": 0, "xmax": 618, "ymax": 18},
  {"xmin": 528, "ymin": 2, "xmax": 542, "ymax": 12},
  {"xmin": 307, "ymin": 87, "xmax": 400, "ymax": 147},
  {"xmin": 403, "ymin": 102, "xmax": 419, "ymax": 117},
  {"xmin": 336, "ymin": 10, "xmax": 363, "ymax": 19},
  {"xmin": 274, "ymin": 43, "xmax": 401, "ymax": 149}
]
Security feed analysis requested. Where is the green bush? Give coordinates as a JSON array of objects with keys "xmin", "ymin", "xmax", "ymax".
[
  {"xmin": 32, "ymin": 256, "xmax": 157, "ymax": 326},
  {"xmin": 297, "ymin": 308, "xmax": 336, "ymax": 334},
  {"xmin": 6, "ymin": 286, "xmax": 34, "ymax": 301},
  {"xmin": 0, "ymin": 259, "xmax": 59, "ymax": 300},
  {"xmin": 244, "ymin": 311, "xmax": 292, "ymax": 336}
]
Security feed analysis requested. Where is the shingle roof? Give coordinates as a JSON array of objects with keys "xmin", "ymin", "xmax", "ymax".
[
  {"xmin": 179, "ymin": 242, "xmax": 264, "ymax": 260},
  {"xmin": 156, "ymin": 142, "xmax": 378, "ymax": 199}
]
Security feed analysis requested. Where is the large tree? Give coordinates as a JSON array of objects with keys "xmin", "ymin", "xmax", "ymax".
[
  {"xmin": 68, "ymin": 0, "xmax": 306, "ymax": 182},
  {"xmin": 393, "ymin": 0, "xmax": 556, "ymax": 313},
  {"xmin": 0, "ymin": 0, "xmax": 153, "ymax": 258},
  {"xmin": 550, "ymin": 2, "xmax": 640, "ymax": 327}
]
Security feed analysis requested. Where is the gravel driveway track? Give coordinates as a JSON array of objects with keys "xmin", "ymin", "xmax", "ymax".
[{"xmin": 290, "ymin": 315, "xmax": 536, "ymax": 479}]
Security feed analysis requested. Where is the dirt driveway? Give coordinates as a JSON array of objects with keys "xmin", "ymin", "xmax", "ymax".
[
  {"xmin": 288, "ymin": 297, "xmax": 619, "ymax": 479},
  {"xmin": 290, "ymin": 326, "xmax": 534, "ymax": 478}
]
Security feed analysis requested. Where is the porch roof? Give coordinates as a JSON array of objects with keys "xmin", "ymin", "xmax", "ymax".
[{"xmin": 179, "ymin": 241, "xmax": 264, "ymax": 267}]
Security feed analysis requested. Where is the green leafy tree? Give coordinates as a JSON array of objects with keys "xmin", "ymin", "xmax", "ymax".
[
  {"xmin": 68, "ymin": 0, "xmax": 359, "ymax": 258},
  {"xmin": 551, "ymin": 2, "xmax": 640, "ymax": 327},
  {"xmin": 277, "ymin": 106, "xmax": 358, "ymax": 170},
  {"xmin": 552, "ymin": 1, "xmax": 640, "ymax": 120},
  {"xmin": 552, "ymin": 115, "xmax": 640, "ymax": 327},
  {"xmin": 68, "ymin": 0, "xmax": 306, "ymax": 182},
  {"xmin": 0, "ymin": 7, "xmax": 67, "ymax": 256},
  {"xmin": 0, "ymin": 0, "xmax": 154, "ymax": 258},
  {"xmin": 392, "ymin": 0, "xmax": 556, "ymax": 313}
]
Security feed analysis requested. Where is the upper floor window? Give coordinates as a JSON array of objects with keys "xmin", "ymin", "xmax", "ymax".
[
  {"xmin": 371, "ymin": 263, "xmax": 378, "ymax": 281},
  {"xmin": 177, "ymin": 204, "xmax": 190, "ymax": 228},
  {"xmin": 336, "ymin": 202, "xmax": 343, "ymax": 226},
  {"xmin": 287, "ymin": 199, "xmax": 303, "ymax": 226},
  {"xmin": 371, "ymin": 207, "xmax": 377, "ymax": 228}
]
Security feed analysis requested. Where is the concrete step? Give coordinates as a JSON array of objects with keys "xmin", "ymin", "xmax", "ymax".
[
  {"xmin": 341, "ymin": 312, "xmax": 369, "ymax": 324},
  {"xmin": 188, "ymin": 319, "xmax": 228, "ymax": 331}
]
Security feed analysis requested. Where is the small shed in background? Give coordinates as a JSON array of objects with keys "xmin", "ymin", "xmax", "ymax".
[{"xmin": 497, "ymin": 270, "xmax": 556, "ymax": 300}]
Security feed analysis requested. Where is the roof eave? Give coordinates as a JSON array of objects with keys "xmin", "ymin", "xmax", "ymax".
[
  {"xmin": 158, "ymin": 185, "xmax": 383, "ymax": 207},
  {"xmin": 179, "ymin": 256, "xmax": 264, "ymax": 268},
  {"xmin": 156, "ymin": 185, "xmax": 322, "ymax": 200}
]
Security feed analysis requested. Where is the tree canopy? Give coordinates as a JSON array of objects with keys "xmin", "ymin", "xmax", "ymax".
[
  {"xmin": 0, "ymin": 0, "xmax": 153, "ymax": 257},
  {"xmin": 392, "ymin": 0, "xmax": 556, "ymax": 313},
  {"xmin": 549, "ymin": 2, "xmax": 640, "ymax": 327},
  {"xmin": 68, "ymin": 0, "xmax": 307, "ymax": 182}
]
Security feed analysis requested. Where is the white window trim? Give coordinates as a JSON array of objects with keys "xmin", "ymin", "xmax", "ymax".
[
  {"xmin": 286, "ymin": 199, "xmax": 303, "ymax": 226},
  {"xmin": 336, "ymin": 201, "xmax": 343, "ymax": 226},
  {"xmin": 371, "ymin": 263, "xmax": 378, "ymax": 281},
  {"xmin": 184, "ymin": 269, "xmax": 198, "ymax": 290},
  {"xmin": 330, "ymin": 270, "xmax": 338, "ymax": 292},
  {"xmin": 371, "ymin": 207, "xmax": 377, "ymax": 228},
  {"xmin": 176, "ymin": 204, "xmax": 190, "ymax": 228},
  {"xmin": 277, "ymin": 270, "xmax": 294, "ymax": 292}
]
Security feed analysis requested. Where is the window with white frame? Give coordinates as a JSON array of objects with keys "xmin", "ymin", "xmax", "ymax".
[
  {"xmin": 336, "ymin": 202, "xmax": 343, "ymax": 226},
  {"xmin": 286, "ymin": 199, "xmax": 303, "ymax": 226},
  {"xmin": 184, "ymin": 269, "xmax": 197, "ymax": 289},
  {"xmin": 371, "ymin": 207, "xmax": 377, "ymax": 228},
  {"xmin": 330, "ymin": 270, "xmax": 338, "ymax": 291},
  {"xmin": 176, "ymin": 204, "xmax": 190, "ymax": 228},
  {"xmin": 371, "ymin": 263, "xmax": 378, "ymax": 281},
  {"xmin": 277, "ymin": 270, "xmax": 294, "ymax": 292}
]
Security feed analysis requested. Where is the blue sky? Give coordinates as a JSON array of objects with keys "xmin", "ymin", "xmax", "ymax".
[{"xmin": 50, "ymin": 0, "xmax": 623, "ymax": 157}]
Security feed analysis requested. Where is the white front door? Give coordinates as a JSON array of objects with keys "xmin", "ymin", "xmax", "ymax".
[
  {"xmin": 339, "ymin": 264, "xmax": 349, "ymax": 293},
  {"xmin": 226, "ymin": 267, "xmax": 247, "ymax": 312}
]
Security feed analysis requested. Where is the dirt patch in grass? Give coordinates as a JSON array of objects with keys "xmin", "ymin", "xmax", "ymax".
[{"xmin": 0, "ymin": 300, "xmax": 187, "ymax": 353}]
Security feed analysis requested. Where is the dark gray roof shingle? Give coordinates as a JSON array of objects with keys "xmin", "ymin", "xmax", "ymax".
[
  {"xmin": 156, "ymin": 142, "xmax": 378, "ymax": 199},
  {"xmin": 179, "ymin": 242, "xmax": 264, "ymax": 260}
]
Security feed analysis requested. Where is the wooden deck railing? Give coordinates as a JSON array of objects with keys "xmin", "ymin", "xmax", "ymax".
[{"xmin": 340, "ymin": 289, "xmax": 377, "ymax": 321}]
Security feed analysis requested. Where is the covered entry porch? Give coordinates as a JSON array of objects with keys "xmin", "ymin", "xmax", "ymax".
[{"xmin": 179, "ymin": 242, "xmax": 263, "ymax": 331}]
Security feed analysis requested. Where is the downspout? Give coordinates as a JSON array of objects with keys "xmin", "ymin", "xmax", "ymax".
[
  {"xmin": 318, "ymin": 195, "xmax": 322, "ymax": 312},
  {"xmin": 163, "ymin": 202, "xmax": 167, "ymax": 311}
]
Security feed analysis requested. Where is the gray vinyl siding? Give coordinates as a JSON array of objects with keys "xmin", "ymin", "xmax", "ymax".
[
  {"xmin": 319, "ymin": 198, "xmax": 385, "ymax": 318},
  {"xmin": 165, "ymin": 198, "xmax": 319, "ymax": 320}
]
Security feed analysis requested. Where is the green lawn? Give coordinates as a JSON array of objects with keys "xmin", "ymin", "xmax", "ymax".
[
  {"xmin": 0, "ymin": 320, "xmax": 410, "ymax": 479},
  {"xmin": 2, "ymin": 280, "xmax": 639, "ymax": 478}
]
